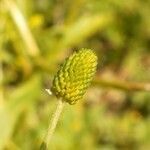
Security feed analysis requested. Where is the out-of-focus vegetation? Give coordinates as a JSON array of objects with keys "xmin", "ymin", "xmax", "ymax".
[{"xmin": 0, "ymin": 0, "xmax": 150, "ymax": 149}]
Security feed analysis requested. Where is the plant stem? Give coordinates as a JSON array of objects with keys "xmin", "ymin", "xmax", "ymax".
[
  {"xmin": 93, "ymin": 78, "xmax": 150, "ymax": 92},
  {"xmin": 5, "ymin": 0, "xmax": 40, "ymax": 57},
  {"xmin": 40, "ymin": 99, "xmax": 65, "ymax": 150}
]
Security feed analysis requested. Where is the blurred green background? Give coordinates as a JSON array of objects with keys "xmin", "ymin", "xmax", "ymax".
[{"xmin": 0, "ymin": 0, "xmax": 150, "ymax": 150}]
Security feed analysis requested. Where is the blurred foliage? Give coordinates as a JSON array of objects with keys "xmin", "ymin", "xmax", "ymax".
[{"xmin": 0, "ymin": 0, "xmax": 150, "ymax": 150}]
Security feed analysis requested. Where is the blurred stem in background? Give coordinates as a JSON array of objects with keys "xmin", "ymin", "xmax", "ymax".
[
  {"xmin": 93, "ymin": 78, "xmax": 150, "ymax": 92},
  {"xmin": 4, "ymin": 0, "xmax": 40, "ymax": 57},
  {"xmin": 40, "ymin": 99, "xmax": 65, "ymax": 150}
]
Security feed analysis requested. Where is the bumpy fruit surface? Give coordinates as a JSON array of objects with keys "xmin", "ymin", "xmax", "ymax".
[{"xmin": 51, "ymin": 49, "xmax": 98, "ymax": 104}]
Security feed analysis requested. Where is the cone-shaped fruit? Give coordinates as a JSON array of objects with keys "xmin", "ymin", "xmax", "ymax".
[{"xmin": 51, "ymin": 48, "xmax": 98, "ymax": 104}]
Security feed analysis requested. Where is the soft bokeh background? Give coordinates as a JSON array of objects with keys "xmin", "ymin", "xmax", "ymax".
[{"xmin": 0, "ymin": 0, "xmax": 150, "ymax": 150}]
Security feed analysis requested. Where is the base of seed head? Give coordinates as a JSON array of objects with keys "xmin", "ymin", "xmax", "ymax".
[{"xmin": 51, "ymin": 48, "xmax": 98, "ymax": 104}]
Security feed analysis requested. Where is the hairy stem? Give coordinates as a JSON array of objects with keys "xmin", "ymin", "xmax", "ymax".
[{"xmin": 40, "ymin": 99, "xmax": 65, "ymax": 150}]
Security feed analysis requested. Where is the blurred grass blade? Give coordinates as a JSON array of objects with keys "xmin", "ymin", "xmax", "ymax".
[
  {"xmin": 5, "ymin": 0, "xmax": 40, "ymax": 56},
  {"xmin": 62, "ymin": 14, "xmax": 112, "ymax": 47},
  {"xmin": 0, "ymin": 74, "xmax": 42, "ymax": 149}
]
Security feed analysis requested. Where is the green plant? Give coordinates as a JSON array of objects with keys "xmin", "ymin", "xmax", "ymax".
[{"xmin": 40, "ymin": 49, "xmax": 98, "ymax": 149}]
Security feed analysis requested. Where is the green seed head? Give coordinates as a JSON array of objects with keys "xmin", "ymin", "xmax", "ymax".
[{"xmin": 51, "ymin": 48, "xmax": 98, "ymax": 104}]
